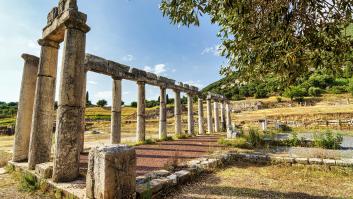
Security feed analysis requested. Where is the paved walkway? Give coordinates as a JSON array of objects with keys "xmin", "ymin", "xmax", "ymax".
[{"xmin": 80, "ymin": 135, "xmax": 224, "ymax": 176}]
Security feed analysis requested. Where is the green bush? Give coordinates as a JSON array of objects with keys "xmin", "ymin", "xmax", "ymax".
[
  {"xmin": 247, "ymin": 128, "xmax": 263, "ymax": 148},
  {"xmin": 96, "ymin": 99, "xmax": 108, "ymax": 107},
  {"xmin": 218, "ymin": 137, "xmax": 251, "ymax": 149},
  {"xmin": 327, "ymin": 85, "xmax": 347, "ymax": 94},
  {"xmin": 254, "ymin": 85, "xmax": 268, "ymax": 99},
  {"xmin": 283, "ymin": 86, "xmax": 307, "ymax": 101},
  {"xmin": 348, "ymin": 78, "xmax": 353, "ymax": 96},
  {"xmin": 308, "ymin": 87, "xmax": 322, "ymax": 97},
  {"xmin": 313, "ymin": 131, "xmax": 343, "ymax": 150},
  {"xmin": 19, "ymin": 173, "xmax": 39, "ymax": 192},
  {"xmin": 130, "ymin": 101, "xmax": 138, "ymax": 107}
]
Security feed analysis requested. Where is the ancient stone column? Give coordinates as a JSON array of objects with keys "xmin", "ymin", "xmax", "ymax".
[
  {"xmin": 226, "ymin": 102, "xmax": 232, "ymax": 130},
  {"xmin": 174, "ymin": 90, "xmax": 182, "ymax": 135},
  {"xmin": 111, "ymin": 78, "xmax": 122, "ymax": 144},
  {"xmin": 198, "ymin": 97, "xmax": 205, "ymax": 135},
  {"xmin": 159, "ymin": 86, "xmax": 167, "ymax": 140},
  {"xmin": 53, "ymin": 25, "xmax": 89, "ymax": 182},
  {"xmin": 79, "ymin": 70, "xmax": 87, "ymax": 153},
  {"xmin": 136, "ymin": 81, "xmax": 146, "ymax": 142},
  {"xmin": 12, "ymin": 54, "xmax": 39, "ymax": 162},
  {"xmin": 220, "ymin": 101, "xmax": 226, "ymax": 132},
  {"xmin": 187, "ymin": 93, "xmax": 194, "ymax": 135},
  {"xmin": 28, "ymin": 39, "xmax": 59, "ymax": 170},
  {"xmin": 214, "ymin": 101, "xmax": 220, "ymax": 132},
  {"xmin": 207, "ymin": 97, "xmax": 213, "ymax": 134}
]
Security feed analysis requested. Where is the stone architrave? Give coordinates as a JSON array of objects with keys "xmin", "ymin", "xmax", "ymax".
[
  {"xmin": 136, "ymin": 81, "xmax": 146, "ymax": 142},
  {"xmin": 187, "ymin": 93, "xmax": 194, "ymax": 135},
  {"xmin": 12, "ymin": 54, "xmax": 39, "ymax": 162},
  {"xmin": 159, "ymin": 86, "xmax": 167, "ymax": 140},
  {"xmin": 111, "ymin": 78, "xmax": 122, "ymax": 144},
  {"xmin": 206, "ymin": 97, "xmax": 213, "ymax": 134},
  {"xmin": 53, "ymin": 25, "xmax": 89, "ymax": 182},
  {"xmin": 28, "ymin": 39, "xmax": 59, "ymax": 170},
  {"xmin": 214, "ymin": 101, "xmax": 220, "ymax": 132},
  {"xmin": 198, "ymin": 98, "xmax": 205, "ymax": 135},
  {"xmin": 174, "ymin": 90, "xmax": 182, "ymax": 135},
  {"xmin": 86, "ymin": 145, "xmax": 136, "ymax": 199}
]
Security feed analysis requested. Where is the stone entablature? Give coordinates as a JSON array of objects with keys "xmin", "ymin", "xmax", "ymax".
[{"xmin": 84, "ymin": 54, "xmax": 199, "ymax": 95}]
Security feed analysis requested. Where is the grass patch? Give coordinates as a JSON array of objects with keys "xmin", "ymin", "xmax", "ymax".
[
  {"xmin": 175, "ymin": 134, "xmax": 192, "ymax": 139},
  {"xmin": 0, "ymin": 118, "xmax": 16, "ymax": 127},
  {"xmin": 0, "ymin": 150, "xmax": 12, "ymax": 167},
  {"xmin": 18, "ymin": 172, "xmax": 39, "ymax": 192},
  {"xmin": 218, "ymin": 137, "xmax": 251, "ymax": 149}
]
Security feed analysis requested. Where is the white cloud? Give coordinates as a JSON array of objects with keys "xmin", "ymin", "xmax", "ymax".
[
  {"xmin": 122, "ymin": 54, "xmax": 135, "ymax": 62},
  {"xmin": 172, "ymin": 69, "xmax": 176, "ymax": 73},
  {"xmin": 88, "ymin": 81, "xmax": 98, "ymax": 85},
  {"xmin": 154, "ymin": 64, "xmax": 167, "ymax": 75},
  {"xmin": 144, "ymin": 64, "xmax": 167, "ymax": 75},
  {"xmin": 201, "ymin": 44, "xmax": 223, "ymax": 56},
  {"xmin": 94, "ymin": 91, "xmax": 112, "ymax": 100},
  {"xmin": 184, "ymin": 80, "xmax": 204, "ymax": 89}
]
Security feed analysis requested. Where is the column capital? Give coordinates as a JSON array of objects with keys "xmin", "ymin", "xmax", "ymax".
[
  {"xmin": 38, "ymin": 39, "xmax": 60, "ymax": 49},
  {"xmin": 112, "ymin": 76, "xmax": 122, "ymax": 81},
  {"xmin": 21, "ymin": 54, "xmax": 39, "ymax": 65},
  {"xmin": 64, "ymin": 20, "xmax": 91, "ymax": 33},
  {"xmin": 137, "ymin": 81, "xmax": 145, "ymax": 85}
]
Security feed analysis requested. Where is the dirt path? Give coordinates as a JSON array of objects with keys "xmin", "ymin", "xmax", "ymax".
[{"xmin": 80, "ymin": 135, "xmax": 224, "ymax": 176}]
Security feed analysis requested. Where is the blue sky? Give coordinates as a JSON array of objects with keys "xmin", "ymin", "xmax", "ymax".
[{"xmin": 0, "ymin": 0, "xmax": 225, "ymax": 105}]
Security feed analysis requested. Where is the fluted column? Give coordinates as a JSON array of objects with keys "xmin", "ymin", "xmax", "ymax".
[
  {"xmin": 174, "ymin": 90, "xmax": 182, "ymax": 135},
  {"xmin": 28, "ymin": 39, "xmax": 59, "ymax": 170},
  {"xmin": 53, "ymin": 25, "xmax": 89, "ymax": 182},
  {"xmin": 136, "ymin": 81, "xmax": 146, "ymax": 142},
  {"xmin": 187, "ymin": 93, "xmax": 194, "ymax": 135},
  {"xmin": 12, "ymin": 54, "xmax": 39, "ymax": 162},
  {"xmin": 111, "ymin": 78, "xmax": 122, "ymax": 144},
  {"xmin": 159, "ymin": 86, "xmax": 167, "ymax": 140},
  {"xmin": 206, "ymin": 97, "xmax": 213, "ymax": 134},
  {"xmin": 214, "ymin": 101, "xmax": 220, "ymax": 132},
  {"xmin": 198, "ymin": 97, "xmax": 205, "ymax": 135}
]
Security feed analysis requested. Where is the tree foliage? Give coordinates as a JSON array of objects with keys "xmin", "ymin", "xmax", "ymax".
[
  {"xmin": 97, "ymin": 99, "xmax": 108, "ymax": 107},
  {"xmin": 160, "ymin": 0, "xmax": 353, "ymax": 84}
]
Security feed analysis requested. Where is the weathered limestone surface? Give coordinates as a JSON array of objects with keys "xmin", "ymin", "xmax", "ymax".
[
  {"xmin": 12, "ymin": 54, "xmax": 39, "ymax": 162},
  {"xmin": 174, "ymin": 90, "xmax": 182, "ymax": 135},
  {"xmin": 159, "ymin": 86, "xmax": 167, "ymax": 139},
  {"xmin": 206, "ymin": 98, "xmax": 213, "ymax": 133},
  {"xmin": 225, "ymin": 103, "xmax": 232, "ymax": 130},
  {"xmin": 137, "ymin": 81, "xmax": 146, "ymax": 142},
  {"xmin": 220, "ymin": 101, "xmax": 226, "ymax": 131},
  {"xmin": 35, "ymin": 162, "xmax": 53, "ymax": 179},
  {"xmin": 214, "ymin": 101, "xmax": 220, "ymax": 132},
  {"xmin": 28, "ymin": 39, "xmax": 59, "ymax": 170},
  {"xmin": 53, "ymin": 26, "xmax": 88, "ymax": 182},
  {"xmin": 187, "ymin": 94, "xmax": 194, "ymax": 135},
  {"xmin": 86, "ymin": 145, "xmax": 136, "ymax": 199},
  {"xmin": 111, "ymin": 78, "xmax": 122, "ymax": 144},
  {"xmin": 198, "ymin": 98, "xmax": 205, "ymax": 135},
  {"xmin": 80, "ymin": 71, "xmax": 87, "ymax": 152}
]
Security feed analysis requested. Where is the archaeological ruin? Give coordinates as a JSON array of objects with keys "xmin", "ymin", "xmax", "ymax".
[{"xmin": 10, "ymin": 0, "xmax": 232, "ymax": 198}]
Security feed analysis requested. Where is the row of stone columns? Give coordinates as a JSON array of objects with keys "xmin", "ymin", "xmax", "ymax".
[{"xmin": 109, "ymin": 82, "xmax": 232, "ymax": 144}]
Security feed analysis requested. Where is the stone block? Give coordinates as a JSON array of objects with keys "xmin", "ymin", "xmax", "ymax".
[
  {"xmin": 335, "ymin": 159, "xmax": 353, "ymax": 167},
  {"xmin": 295, "ymin": 157, "xmax": 308, "ymax": 164},
  {"xmin": 174, "ymin": 170, "xmax": 191, "ymax": 184},
  {"xmin": 35, "ymin": 162, "xmax": 53, "ymax": 179},
  {"xmin": 146, "ymin": 72, "xmax": 158, "ymax": 80},
  {"xmin": 323, "ymin": 159, "xmax": 336, "ymax": 166},
  {"xmin": 282, "ymin": 157, "xmax": 294, "ymax": 163},
  {"xmin": 130, "ymin": 67, "xmax": 147, "ymax": 77},
  {"xmin": 309, "ymin": 158, "xmax": 323, "ymax": 165},
  {"xmin": 166, "ymin": 174, "xmax": 178, "ymax": 185},
  {"xmin": 86, "ymin": 145, "xmax": 136, "ymax": 199},
  {"xmin": 145, "ymin": 170, "xmax": 170, "ymax": 179}
]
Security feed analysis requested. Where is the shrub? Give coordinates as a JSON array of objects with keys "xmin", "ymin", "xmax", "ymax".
[
  {"xmin": 313, "ymin": 131, "xmax": 343, "ymax": 150},
  {"xmin": 349, "ymin": 78, "xmax": 353, "ymax": 96},
  {"xmin": 327, "ymin": 86, "xmax": 347, "ymax": 94},
  {"xmin": 247, "ymin": 128, "xmax": 263, "ymax": 148},
  {"xmin": 19, "ymin": 173, "xmax": 39, "ymax": 192},
  {"xmin": 96, "ymin": 99, "xmax": 108, "ymax": 107},
  {"xmin": 283, "ymin": 86, "xmax": 307, "ymax": 101},
  {"xmin": 276, "ymin": 97, "xmax": 282, "ymax": 103},
  {"xmin": 308, "ymin": 87, "xmax": 322, "ymax": 97},
  {"xmin": 218, "ymin": 137, "xmax": 251, "ymax": 149},
  {"xmin": 254, "ymin": 85, "xmax": 268, "ymax": 99},
  {"xmin": 130, "ymin": 101, "xmax": 137, "ymax": 107}
]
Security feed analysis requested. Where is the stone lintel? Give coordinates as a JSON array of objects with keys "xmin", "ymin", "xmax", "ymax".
[
  {"xmin": 38, "ymin": 39, "xmax": 60, "ymax": 49},
  {"xmin": 21, "ymin": 54, "xmax": 39, "ymax": 65},
  {"xmin": 84, "ymin": 54, "xmax": 202, "ymax": 94},
  {"xmin": 42, "ymin": 9, "xmax": 89, "ymax": 43}
]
